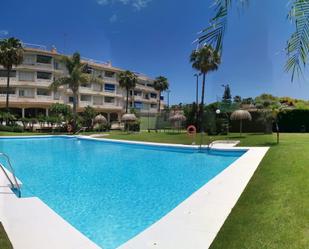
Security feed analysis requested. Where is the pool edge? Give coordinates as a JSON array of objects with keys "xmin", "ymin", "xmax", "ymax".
[{"xmin": 0, "ymin": 136, "xmax": 267, "ymax": 249}]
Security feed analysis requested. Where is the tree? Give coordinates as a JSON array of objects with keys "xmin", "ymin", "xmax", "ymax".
[
  {"xmin": 233, "ymin": 95, "xmax": 242, "ymax": 103},
  {"xmin": 153, "ymin": 76, "xmax": 169, "ymax": 113},
  {"xmin": 0, "ymin": 38, "xmax": 24, "ymax": 114},
  {"xmin": 81, "ymin": 106, "xmax": 97, "ymax": 129},
  {"xmin": 222, "ymin": 84, "xmax": 232, "ymax": 104},
  {"xmin": 50, "ymin": 52, "xmax": 100, "ymax": 129},
  {"xmin": 118, "ymin": 70, "xmax": 137, "ymax": 113},
  {"xmin": 197, "ymin": 0, "xmax": 309, "ymax": 80},
  {"xmin": 190, "ymin": 45, "xmax": 221, "ymax": 132}
]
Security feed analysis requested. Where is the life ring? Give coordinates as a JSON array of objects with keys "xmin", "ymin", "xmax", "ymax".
[
  {"xmin": 187, "ymin": 125, "xmax": 197, "ymax": 136},
  {"xmin": 67, "ymin": 124, "xmax": 73, "ymax": 133}
]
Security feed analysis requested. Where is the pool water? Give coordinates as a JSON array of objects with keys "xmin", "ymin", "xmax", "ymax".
[{"xmin": 0, "ymin": 136, "xmax": 245, "ymax": 249}]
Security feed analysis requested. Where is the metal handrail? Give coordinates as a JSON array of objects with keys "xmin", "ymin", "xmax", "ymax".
[{"xmin": 0, "ymin": 153, "xmax": 21, "ymax": 197}]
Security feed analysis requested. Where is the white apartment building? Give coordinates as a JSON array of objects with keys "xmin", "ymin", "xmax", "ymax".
[{"xmin": 0, "ymin": 44, "xmax": 162, "ymax": 123}]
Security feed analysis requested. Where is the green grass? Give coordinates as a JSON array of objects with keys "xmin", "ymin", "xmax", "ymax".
[
  {"xmin": 0, "ymin": 223, "xmax": 13, "ymax": 249},
  {"xmin": 0, "ymin": 131, "xmax": 308, "ymax": 248}
]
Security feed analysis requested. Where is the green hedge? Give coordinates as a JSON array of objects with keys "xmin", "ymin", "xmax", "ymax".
[
  {"xmin": 0, "ymin": 125, "xmax": 24, "ymax": 133},
  {"xmin": 277, "ymin": 109, "xmax": 309, "ymax": 132}
]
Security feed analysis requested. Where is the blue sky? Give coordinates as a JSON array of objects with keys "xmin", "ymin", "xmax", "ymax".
[{"xmin": 0, "ymin": 0, "xmax": 308, "ymax": 104}]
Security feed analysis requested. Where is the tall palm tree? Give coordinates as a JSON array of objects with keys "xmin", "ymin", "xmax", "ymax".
[
  {"xmin": 0, "ymin": 38, "xmax": 24, "ymax": 114},
  {"xmin": 198, "ymin": 0, "xmax": 309, "ymax": 81},
  {"xmin": 118, "ymin": 70, "xmax": 137, "ymax": 113},
  {"xmin": 153, "ymin": 76, "xmax": 169, "ymax": 113},
  {"xmin": 50, "ymin": 52, "xmax": 100, "ymax": 128},
  {"xmin": 190, "ymin": 45, "xmax": 221, "ymax": 132}
]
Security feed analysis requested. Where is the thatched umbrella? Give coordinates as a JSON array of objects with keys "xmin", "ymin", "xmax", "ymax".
[
  {"xmin": 94, "ymin": 114, "xmax": 107, "ymax": 124},
  {"xmin": 169, "ymin": 114, "xmax": 187, "ymax": 132},
  {"xmin": 121, "ymin": 113, "xmax": 137, "ymax": 122},
  {"xmin": 93, "ymin": 114, "xmax": 107, "ymax": 132},
  {"xmin": 230, "ymin": 110, "xmax": 252, "ymax": 137},
  {"xmin": 122, "ymin": 113, "xmax": 137, "ymax": 132}
]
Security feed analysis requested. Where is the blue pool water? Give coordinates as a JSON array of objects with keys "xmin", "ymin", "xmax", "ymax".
[{"xmin": 0, "ymin": 136, "xmax": 245, "ymax": 249}]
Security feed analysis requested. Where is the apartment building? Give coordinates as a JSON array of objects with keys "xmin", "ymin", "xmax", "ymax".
[{"xmin": 0, "ymin": 44, "xmax": 162, "ymax": 123}]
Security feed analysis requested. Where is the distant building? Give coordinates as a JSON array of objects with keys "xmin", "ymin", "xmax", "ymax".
[{"xmin": 0, "ymin": 44, "xmax": 164, "ymax": 123}]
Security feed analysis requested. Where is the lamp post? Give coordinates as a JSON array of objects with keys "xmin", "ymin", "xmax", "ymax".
[
  {"xmin": 216, "ymin": 109, "xmax": 229, "ymax": 134},
  {"xmin": 194, "ymin": 73, "xmax": 200, "ymax": 129},
  {"xmin": 166, "ymin": 90, "xmax": 171, "ymax": 108}
]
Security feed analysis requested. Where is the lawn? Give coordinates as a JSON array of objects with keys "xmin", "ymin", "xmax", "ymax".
[
  {"xmin": 0, "ymin": 223, "xmax": 12, "ymax": 249},
  {"xmin": 0, "ymin": 132, "xmax": 308, "ymax": 249}
]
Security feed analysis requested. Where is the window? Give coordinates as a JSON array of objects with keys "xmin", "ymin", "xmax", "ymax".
[
  {"xmin": 134, "ymin": 101, "xmax": 143, "ymax": 109},
  {"xmin": 93, "ymin": 96, "xmax": 103, "ymax": 105},
  {"xmin": 37, "ymin": 55, "xmax": 52, "ymax": 64},
  {"xmin": 92, "ymin": 83, "xmax": 102, "ymax": 91},
  {"xmin": 37, "ymin": 72, "xmax": 52, "ymax": 80},
  {"xmin": 0, "ymin": 70, "xmax": 16, "ymax": 78},
  {"xmin": 19, "ymin": 71, "xmax": 35, "ymax": 81},
  {"xmin": 147, "ymin": 83, "xmax": 154, "ymax": 87},
  {"xmin": 144, "ymin": 93, "xmax": 149, "ymax": 99},
  {"xmin": 53, "ymin": 91, "xmax": 60, "ymax": 100},
  {"xmin": 104, "ymin": 71, "xmax": 115, "ymax": 78},
  {"xmin": 150, "ymin": 93, "xmax": 157, "ymax": 98},
  {"xmin": 160, "ymin": 96, "xmax": 164, "ymax": 100},
  {"xmin": 0, "ymin": 87, "xmax": 15, "ymax": 95},
  {"xmin": 19, "ymin": 89, "xmax": 35, "ymax": 98},
  {"xmin": 37, "ymin": 88, "xmax": 50, "ymax": 96},
  {"xmin": 69, "ymin": 96, "xmax": 74, "ymax": 103},
  {"xmin": 105, "ymin": 96, "xmax": 115, "ymax": 103},
  {"xmin": 104, "ymin": 83, "xmax": 115, "ymax": 92},
  {"xmin": 23, "ymin": 55, "xmax": 36, "ymax": 65},
  {"xmin": 134, "ymin": 91, "xmax": 142, "ymax": 96},
  {"xmin": 151, "ymin": 103, "xmax": 157, "ymax": 109},
  {"xmin": 80, "ymin": 95, "xmax": 92, "ymax": 102}
]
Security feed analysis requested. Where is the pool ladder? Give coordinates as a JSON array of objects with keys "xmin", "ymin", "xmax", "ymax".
[{"xmin": 0, "ymin": 153, "xmax": 21, "ymax": 197}]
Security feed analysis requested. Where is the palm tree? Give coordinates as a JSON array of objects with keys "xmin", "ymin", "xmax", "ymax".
[
  {"xmin": 190, "ymin": 45, "xmax": 221, "ymax": 132},
  {"xmin": 198, "ymin": 0, "xmax": 309, "ymax": 80},
  {"xmin": 50, "ymin": 52, "xmax": 100, "ymax": 128},
  {"xmin": 118, "ymin": 70, "xmax": 137, "ymax": 113},
  {"xmin": 153, "ymin": 76, "xmax": 169, "ymax": 113},
  {"xmin": 0, "ymin": 38, "xmax": 24, "ymax": 114}
]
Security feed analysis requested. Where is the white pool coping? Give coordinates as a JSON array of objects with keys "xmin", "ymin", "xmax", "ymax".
[{"xmin": 0, "ymin": 135, "xmax": 269, "ymax": 249}]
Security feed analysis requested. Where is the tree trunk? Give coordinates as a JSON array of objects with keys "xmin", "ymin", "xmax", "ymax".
[
  {"xmin": 276, "ymin": 122, "xmax": 280, "ymax": 144},
  {"xmin": 6, "ymin": 68, "xmax": 11, "ymax": 113},
  {"xmin": 126, "ymin": 88, "xmax": 129, "ymax": 113},
  {"xmin": 158, "ymin": 91, "xmax": 161, "ymax": 113},
  {"xmin": 72, "ymin": 90, "xmax": 78, "ymax": 129},
  {"xmin": 200, "ymin": 73, "xmax": 206, "ymax": 133}
]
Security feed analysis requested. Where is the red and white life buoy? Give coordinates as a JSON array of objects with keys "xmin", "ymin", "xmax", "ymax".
[{"xmin": 187, "ymin": 125, "xmax": 197, "ymax": 136}]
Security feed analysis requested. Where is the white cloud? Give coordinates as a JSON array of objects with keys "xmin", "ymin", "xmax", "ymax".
[
  {"xmin": 109, "ymin": 14, "xmax": 118, "ymax": 23},
  {"xmin": 97, "ymin": 0, "xmax": 151, "ymax": 10},
  {"xmin": 0, "ymin": 30, "xmax": 9, "ymax": 36}
]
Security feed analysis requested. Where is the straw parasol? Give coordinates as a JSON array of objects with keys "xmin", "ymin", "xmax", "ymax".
[
  {"xmin": 121, "ymin": 113, "xmax": 137, "ymax": 122},
  {"xmin": 169, "ymin": 113, "xmax": 187, "ymax": 122},
  {"xmin": 94, "ymin": 114, "xmax": 107, "ymax": 124},
  {"xmin": 122, "ymin": 113, "xmax": 137, "ymax": 132},
  {"xmin": 230, "ymin": 110, "xmax": 252, "ymax": 137},
  {"xmin": 169, "ymin": 114, "xmax": 187, "ymax": 131}
]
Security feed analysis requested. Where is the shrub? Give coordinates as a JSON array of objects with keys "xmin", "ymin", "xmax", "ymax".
[
  {"xmin": 0, "ymin": 124, "xmax": 24, "ymax": 132},
  {"xmin": 277, "ymin": 109, "xmax": 309, "ymax": 132}
]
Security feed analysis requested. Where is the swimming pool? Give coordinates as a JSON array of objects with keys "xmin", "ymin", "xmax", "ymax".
[{"xmin": 0, "ymin": 136, "xmax": 245, "ymax": 249}]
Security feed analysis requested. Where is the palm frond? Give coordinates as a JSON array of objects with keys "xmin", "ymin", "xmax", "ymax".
[
  {"xmin": 49, "ymin": 77, "xmax": 72, "ymax": 90},
  {"xmin": 285, "ymin": 0, "xmax": 309, "ymax": 81},
  {"xmin": 198, "ymin": 0, "xmax": 247, "ymax": 52}
]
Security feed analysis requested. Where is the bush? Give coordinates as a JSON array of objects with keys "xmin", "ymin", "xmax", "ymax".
[
  {"xmin": 277, "ymin": 109, "xmax": 309, "ymax": 132},
  {"xmin": 0, "ymin": 124, "xmax": 24, "ymax": 132}
]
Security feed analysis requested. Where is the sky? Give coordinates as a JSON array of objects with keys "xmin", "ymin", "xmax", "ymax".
[{"xmin": 0, "ymin": 0, "xmax": 308, "ymax": 104}]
